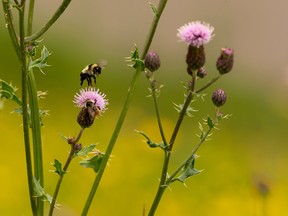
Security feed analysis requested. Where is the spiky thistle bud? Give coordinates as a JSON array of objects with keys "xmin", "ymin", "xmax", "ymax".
[
  {"xmin": 144, "ymin": 51, "xmax": 161, "ymax": 72},
  {"xmin": 216, "ymin": 48, "xmax": 234, "ymax": 74},
  {"xmin": 212, "ymin": 89, "xmax": 227, "ymax": 107}
]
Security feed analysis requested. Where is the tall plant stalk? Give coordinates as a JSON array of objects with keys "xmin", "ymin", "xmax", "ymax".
[{"xmin": 81, "ymin": 1, "xmax": 169, "ymax": 215}]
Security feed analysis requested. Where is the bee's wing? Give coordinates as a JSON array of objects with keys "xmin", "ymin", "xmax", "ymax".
[{"xmin": 97, "ymin": 59, "xmax": 108, "ymax": 68}]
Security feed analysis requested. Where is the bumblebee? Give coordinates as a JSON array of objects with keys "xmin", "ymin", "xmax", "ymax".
[{"xmin": 80, "ymin": 60, "xmax": 107, "ymax": 86}]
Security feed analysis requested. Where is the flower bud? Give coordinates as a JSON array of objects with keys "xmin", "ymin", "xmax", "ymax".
[
  {"xmin": 216, "ymin": 48, "xmax": 234, "ymax": 74},
  {"xmin": 186, "ymin": 45, "xmax": 206, "ymax": 71},
  {"xmin": 75, "ymin": 143, "xmax": 82, "ymax": 151},
  {"xmin": 77, "ymin": 100, "xmax": 100, "ymax": 128},
  {"xmin": 212, "ymin": 89, "xmax": 227, "ymax": 107},
  {"xmin": 144, "ymin": 51, "xmax": 161, "ymax": 72},
  {"xmin": 196, "ymin": 67, "xmax": 207, "ymax": 78},
  {"xmin": 67, "ymin": 136, "xmax": 75, "ymax": 144}
]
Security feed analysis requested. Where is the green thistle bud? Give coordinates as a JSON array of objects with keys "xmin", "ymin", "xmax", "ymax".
[
  {"xmin": 144, "ymin": 51, "xmax": 161, "ymax": 72},
  {"xmin": 77, "ymin": 100, "xmax": 100, "ymax": 128},
  {"xmin": 186, "ymin": 45, "xmax": 206, "ymax": 72},
  {"xmin": 196, "ymin": 67, "xmax": 207, "ymax": 78},
  {"xmin": 216, "ymin": 48, "xmax": 234, "ymax": 74},
  {"xmin": 212, "ymin": 89, "xmax": 227, "ymax": 107}
]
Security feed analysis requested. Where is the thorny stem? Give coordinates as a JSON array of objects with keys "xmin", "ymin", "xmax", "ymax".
[
  {"xmin": 81, "ymin": 1, "xmax": 169, "ymax": 215},
  {"xmin": 48, "ymin": 128, "xmax": 85, "ymax": 216},
  {"xmin": 151, "ymin": 80, "xmax": 167, "ymax": 145},
  {"xmin": 148, "ymin": 70, "xmax": 197, "ymax": 216}
]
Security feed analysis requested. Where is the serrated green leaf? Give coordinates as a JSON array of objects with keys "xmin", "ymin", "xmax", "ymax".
[
  {"xmin": 74, "ymin": 144, "xmax": 96, "ymax": 157},
  {"xmin": 127, "ymin": 45, "xmax": 145, "ymax": 71},
  {"xmin": 53, "ymin": 159, "xmax": 65, "ymax": 176},
  {"xmin": 177, "ymin": 155, "xmax": 202, "ymax": 182},
  {"xmin": 0, "ymin": 80, "xmax": 22, "ymax": 106},
  {"xmin": 29, "ymin": 46, "xmax": 51, "ymax": 73},
  {"xmin": 32, "ymin": 177, "xmax": 53, "ymax": 204},
  {"xmin": 79, "ymin": 153, "xmax": 104, "ymax": 173}
]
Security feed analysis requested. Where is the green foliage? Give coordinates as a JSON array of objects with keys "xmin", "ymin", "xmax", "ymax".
[
  {"xmin": 32, "ymin": 177, "xmax": 53, "ymax": 204},
  {"xmin": 176, "ymin": 155, "xmax": 202, "ymax": 183},
  {"xmin": 0, "ymin": 80, "xmax": 22, "ymax": 106},
  {"xmin": 53, "ymin": 159, "xmax": 65, "ymax": 176},
  {"xmin": 28, "ymin": 46, "xmax": 51, "ymax": 74},
  {"xmin": 79, "ymin": 151, "xmax": 105, "ymax": 173},
  {"xmin": 136, "ymin": 130, "xmax": 167, "ymax": 149},
  {"xmin": 149, "ymin": 2, "xmax": 158, "ymax": 17},
  {"xmin": 126, "ymin": 44, "xmax": 145, "ymax": 71},
  {"xmin": 74, "ymin": 144, "xmax": 96, "ymax": 157}
]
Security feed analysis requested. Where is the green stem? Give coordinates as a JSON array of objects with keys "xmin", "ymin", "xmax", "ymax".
[
  {"xmin": 81, "ymin": 1, "xmax": 169, "ymax": 215},
  {"xmin": 27, "ymin": 0, "xmax": 35, "ymax": 35},
  {"xmin": 195, "ymin": 74, "xmax": 221, "ymax": 94},
  {"xmin": 151, "ymin": 81, "xmax": 167, "ymax": 145},
  {"xmin": 167, "ymin": 126, "xmax": 213, "ymax": 184},
  {"xmin": 18, "ymin": 2, "xmax": 38, "ymax": 215},
  {"xmin": 27, "ymin": 71, "xmax": 44, "ymax": 216},
  {"xmin": 2, "ymin": 1, "xmax": 21, "ymax": 61},
  {"xmin": 49, "ymin": 128, "xmax": 85, "ymax": 216},
  {"xmin": 148, "ymin": 71, "xmax": 197, "ymax": 216},
  {"xmin": 81, "ymin": 66, "xmax": 142, "ymax": 216},
  {"xmin": 25, "ymin": 0, "xmax": 72, "ymax": 42}
]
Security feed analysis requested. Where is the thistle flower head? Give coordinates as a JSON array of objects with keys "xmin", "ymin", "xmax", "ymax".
[
  {"xmin": 73, "ymin": 87, "xmax": 108, "ymax": 112},
  {"xmin": 177, "ymin": 21, "xmax": 214, "ymax": 47}
]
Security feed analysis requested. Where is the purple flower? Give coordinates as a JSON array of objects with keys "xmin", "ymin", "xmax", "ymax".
[
  {"xmin": 177, "ymin": 21, "xmax": 214, "ymax": 47},
  {"xmin": 73, "ymin": 87, "xmax": 108, "ymax": 112}
]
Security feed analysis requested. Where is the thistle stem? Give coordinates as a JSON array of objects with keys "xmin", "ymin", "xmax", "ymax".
[
  {"xmin": 48, "ymin": 128, "xmax": 85, "ymax": 216},
  {"xmin": 27, "ymin": 71, "xmax": 44, "ymax": 216},
  {"xmin": 25, "ymin": 0, "xmax": 72, "ymax": 43},
  {"xmin": 17, "ymin": 2, "xmax": 38, "ymax": 215},
  {"xmin": 151, "ymin": 81, "xmax": 167, "ymax": 145},
  {"xmin": 81, "ymin": 1, "xmax": 169, "ymax": 215},
  {"xmin": 148, "ymin": 71, "xmax": 196, "ymax": 216}
]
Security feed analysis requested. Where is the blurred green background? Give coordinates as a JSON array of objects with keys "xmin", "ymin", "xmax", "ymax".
[{"xmin": 1, "ymin": 0, "xmax": 287, "ymax": 215}]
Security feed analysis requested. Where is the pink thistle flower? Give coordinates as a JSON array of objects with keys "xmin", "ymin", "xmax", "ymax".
[
  {"xmin": 73, "ymin": 87, "xmax": 108, "ymax": 112},
  {"xmin": 177, "ymin": 21, "xmax": 214, "ymax": 47}
]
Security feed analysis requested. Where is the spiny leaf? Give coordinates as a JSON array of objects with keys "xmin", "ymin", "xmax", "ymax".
[
  {"xmin": 176, "ymin": 155, "xmax": 202, "ymax": 183},
  {"xmin": 0, "ymin": 80, "xmax": 22, "ymax": 106},
  {"xmin": 126, "ymin": 44, "xmax": 145, "ymax": 71},
  {"xmin": 53, "ymin": 159, "xmax": 65, "ymax": 176},
  {"xmin": 74, "ymin": 144, "xmax": 96, "ymax": 157},
  {"xmin": 136, "ymin": 130, "xmax": 167, "ymax": 149},
  {"xmin": 32, "ymin": 177, "xmax": 53, "ymax": 204},
  {"xmin": 79, "ymin": 152, "xmax": 104, "ymax": 173},
  {"xmin": 29, "ymin": 46, "xmax": 51, "ymax": 74}
]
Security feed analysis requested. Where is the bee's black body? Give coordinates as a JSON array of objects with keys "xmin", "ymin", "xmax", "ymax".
[{"xmin": 80, "ymin": 63, "xmax": 103, "ymax": 86}]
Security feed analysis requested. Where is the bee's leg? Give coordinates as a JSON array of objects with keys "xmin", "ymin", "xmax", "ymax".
[
  {"xmin": 80, "ymin": 73, "xmax": 87, "ymax": 86},
  {"xmin": 88, "ymin": 77, "xmax": 92, "ymax": 86},
  {"xmin": 92, "ymin": 75, "xmax": 97, "ymax": 84}
]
